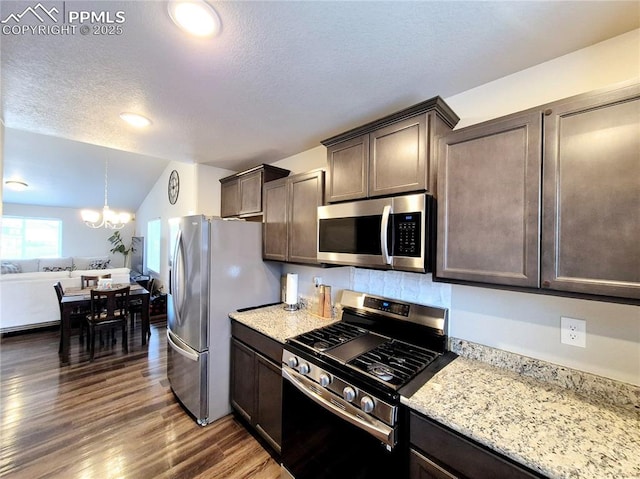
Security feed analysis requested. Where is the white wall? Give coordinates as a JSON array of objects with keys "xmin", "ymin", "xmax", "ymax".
[
  {"xmin": 1, "ymin": 203, "xmax": 135, "ymax": 266},
  {"xmin": 277, "ymin": 30, "xmax": 640, "ymax": 385},
  {"xmin": 134, "ymin": 160, "xmax": 234, "ymax": 288}
]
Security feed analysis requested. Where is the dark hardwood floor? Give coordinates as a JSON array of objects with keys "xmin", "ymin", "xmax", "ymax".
[{"xmin": 0, "ymin": 320, "xmax": 280, "ymax": 479}]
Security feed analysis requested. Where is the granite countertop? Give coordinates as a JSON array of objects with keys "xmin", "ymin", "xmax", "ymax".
[
  {"xmin": 229, "ymin": 305, "xmax": 639, "ymax": 478},
  {"xmin": 403, "ymin": 354, "xmax": 640, "ymax": 479},
  {"xmin": 229, "ymin": 303, "xmax": 339, "ymax": 343}
]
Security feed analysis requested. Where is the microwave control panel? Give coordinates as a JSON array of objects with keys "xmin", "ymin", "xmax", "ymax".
[{"xmin": 392, "ymin": 212, "xmax": 421, "ymax": 257}]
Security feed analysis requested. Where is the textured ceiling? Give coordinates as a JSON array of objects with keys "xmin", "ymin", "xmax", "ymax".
[{"xmin": 2, "ymin": 0, "xmax": 639, "ymax": 210}]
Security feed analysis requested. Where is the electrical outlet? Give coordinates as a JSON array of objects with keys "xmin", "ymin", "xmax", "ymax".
[
  {"xmin": 560, "ymin": 317, "xmax": 586, "ymax": 348},
  {"xmin": 313, "ymin": 276, "xmax": 323, "ymax": 287}
]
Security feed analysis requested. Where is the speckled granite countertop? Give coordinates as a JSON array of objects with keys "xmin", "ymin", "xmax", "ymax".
[
  {"xmin": 403, "ymin": 344, "xmax": 640, "ymax": 479},
  {"xmin": 229, "ymin": 303, "xmax": 338, "ymax": 343}
]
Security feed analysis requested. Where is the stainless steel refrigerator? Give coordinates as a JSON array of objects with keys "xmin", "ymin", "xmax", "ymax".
[{"xmin": 167, "ymin": 216, "xmax": 281, "ymax": 425}]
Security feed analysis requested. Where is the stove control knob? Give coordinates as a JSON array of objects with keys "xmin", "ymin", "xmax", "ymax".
[
  {"xmin": 343, "ymin": 386, "xmax": 356, "ymax": 402},
  {"xmin": 319, "ymin": 373, "xmax": 331, "ymax": 387},
  {"xmin": 361, "ymin": 396, "xmax": 375, "ymax": 413},
  {"xmin": 287, "ymin": 357, "xmax": 298, "ymax": 368},
  {"xmin": 299, "ymin": 363, "xmax": 310, "ymax": 375}
]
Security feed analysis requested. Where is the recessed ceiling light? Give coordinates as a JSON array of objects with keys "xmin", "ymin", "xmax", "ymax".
[
  {"xmin": 168, "ymin": 0, "xmax": 221, "ymax": 37},
  {"xmin": 120, "ymin": 112, "xmax": 152, "ymax": 128},
  {"xmin": 5, "ymin": 180, "xmax": 28, "ymax": 191}
]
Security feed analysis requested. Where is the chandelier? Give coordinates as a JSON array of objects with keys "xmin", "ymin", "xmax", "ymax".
[{"xmin": 81, "ymin": 159, "xmax": 132, "ymax": 229}]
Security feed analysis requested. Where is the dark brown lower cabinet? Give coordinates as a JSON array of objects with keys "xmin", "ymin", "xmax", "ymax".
[
  {"xmin": 230, "ymin": 321, "xmax": 283, "ymax": 454},
  {"xmin": 409, "ymin": 412, "xmax": 544, "ymax": 479}
]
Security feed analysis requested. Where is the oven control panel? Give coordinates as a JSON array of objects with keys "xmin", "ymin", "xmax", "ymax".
[
  {"xmin": 282, "ymin": 349, "xmax": 397, "ymax": 427},
  {"xmin": 363, "ymin": 296, "xmax": 410, "ymax": 317}
]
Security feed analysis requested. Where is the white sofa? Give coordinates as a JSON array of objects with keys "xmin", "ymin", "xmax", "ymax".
[{"xmin": 0, "ymin": 257, "xmax": 130, "ymax": 333}]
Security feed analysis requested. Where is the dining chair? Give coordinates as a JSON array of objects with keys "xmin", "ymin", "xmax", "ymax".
[
  {"xmin": 81, "ymin": 273, "xmax": 112, "ymax": 289},
  {"xmin": 54, "ymin": 282, "xmax": 87, "ymax": 352},
  {"xmin": 129, "ymin": 278, "xmax": 153, "ymax": 335},
  {"xmin": 86, "ymin": 285, "xmax": 130, "ymax": 361}
]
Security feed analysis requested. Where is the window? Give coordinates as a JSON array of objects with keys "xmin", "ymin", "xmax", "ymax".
[
  {"xmin": 1, "ymin": 216, "xmax": 62, "ymax": 259},
  {"xmin": 146, "ymin": 218, "xmax": 161, "ymax": 274}
]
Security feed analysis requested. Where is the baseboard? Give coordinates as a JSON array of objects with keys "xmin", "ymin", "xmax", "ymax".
[{"xmin": 1, "ymin": 321, "xmax": 59, "ymax": 336}]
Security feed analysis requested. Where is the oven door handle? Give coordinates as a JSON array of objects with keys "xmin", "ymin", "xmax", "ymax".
[{"xmin": 282, "ymin": 366, "xmax": 396, "ymax": 447}]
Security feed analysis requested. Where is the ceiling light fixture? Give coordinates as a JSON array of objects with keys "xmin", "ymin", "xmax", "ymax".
[
  {"xmin": 81, "ymin": 159, "xmax": 132, "ymax": 230},
  {"xmin": 168, "ymin": 0, "xmax": 221, "ymax": 37},
  {"xmin": 4, "ymin": 180, "xmax": 28, "ymax": 191},
  {"xmin": 120, "ymin": 112, "xmax": 152, "ymax": 128}
]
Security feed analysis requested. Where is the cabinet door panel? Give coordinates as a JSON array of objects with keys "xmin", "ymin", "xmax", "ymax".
[
  {"xmin": 255, "ymin": 354, "xmax": 283, "ymax": 453},
  {"xmin": 239, "ymin": 171, "xmax": 263, "ymax": 215},
  {"xmin": 263, "ymin": 179, "xmax": 288, "ymax": 261},
  {"xmin": 327, "ymin": 135, "xmax": 369, "ymax": 202},
  {"xmin": 410, "ymin": 449, "xmax": 458, "ymax": 479},
  {"xmin": 289, "ymin": 171, "xmax": 324, "ymax": 264},
  {"xmin": 230, "ymin": 338, "xmax": 255, "ymax": 423},
  {"xmin": 220, "ymin": 180, "xmax": 239, "ymax": 218},
  {"xmin": 542, "ymin": 85, "xmax": 640, "ymax": 299},
  {"xmin": 370, "ymin": 115, "xmax": 427, "ymax": 197},
  {"xmin": 437, "ymin": 112, "xmax": 542, "ymax": 287}
]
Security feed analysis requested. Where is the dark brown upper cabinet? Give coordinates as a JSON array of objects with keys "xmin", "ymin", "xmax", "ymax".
[
  {"xmin": 437, "ymin": 82, "xmax": 640, "ymax": 301},
  {"xmin": 322, "ymin": 97, "xmax": 459, "ymax": 203},
  {"xmin": 437, "ymin": 110, "xmax": 542, "ymax": 288},
  {"xmin": 541, "ymin": 83, "xmax": 640, "ymax": 299},
  {"xmin": 220, "ymin": 164, "xmax": 290, "ymax": 218},
  {"xmin": 263, "ymin": 169, "xmax": 325, "ymax": 264}
]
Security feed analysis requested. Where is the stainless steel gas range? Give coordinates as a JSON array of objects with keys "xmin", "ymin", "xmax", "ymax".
[{"xmin": 280, "ymin": 290, "xmax": 456, "ymax": 479}]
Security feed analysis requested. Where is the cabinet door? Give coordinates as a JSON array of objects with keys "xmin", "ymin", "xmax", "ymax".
[
  {"xmin": 288, "ymin": 170, "xmax": 325, "ymax": 264},
  {"xmin": 220, "ymin": 179, "xmax": 239, "ymax": 217},
  {"xmin": 410, "ymin": 449, "xmax": 458, "ymax": 479},
  {"xmin": 239, "ymin": 170, "xmax": 263, "ymax": 215},
  {"xmin": 326, "ymin": 135, "xmax": 369, "ymax": 202},
  {"xmin": 255, "ymin": 353, "xmax": 283, "ymax": 453},
  {"xmin": 370, "ymin": 115, "xmax": 427, "ymax": 197},
  {"xmin": 437, "ymin": 111, "xmax": 542, "ymax": 287},
  {"xmin": 230, "ymin": 338, "xmax": 255, "ymax": 423},
  {"xmin": 541, "ymin": 84, "xmax": 640, "ymax": 299},
  {"xmin": 263, "ymin": 178, "xmax": 288, "ymax": 261}
]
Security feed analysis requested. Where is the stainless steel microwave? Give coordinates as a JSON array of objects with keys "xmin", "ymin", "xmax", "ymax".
[{"xmin": 317, "ymin": 193, "xmax": 432, "ymax": 273}]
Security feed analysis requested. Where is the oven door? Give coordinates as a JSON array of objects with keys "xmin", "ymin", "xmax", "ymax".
[{"xmin": 281, "ymin": 366, "xmax": 407, "ymax": 479}]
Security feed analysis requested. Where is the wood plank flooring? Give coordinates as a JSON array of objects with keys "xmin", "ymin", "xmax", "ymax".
[{"xmin": 0, "ymin": 321, "xmax": 280, "ymax": 479}]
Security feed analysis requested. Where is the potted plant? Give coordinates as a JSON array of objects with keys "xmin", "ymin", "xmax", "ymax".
[{"xmin": 108, "ymin": 231, "xmax": 135, "ymax": 268}]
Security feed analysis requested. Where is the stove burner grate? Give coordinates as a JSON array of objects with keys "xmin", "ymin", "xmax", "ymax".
[
  {"xmin": 349, "ymin": 339, "xmax": 439, "ymax": 387},
  {"xmin": 292, "ymin": 322, "xmax": 367, "ymax": 351}
]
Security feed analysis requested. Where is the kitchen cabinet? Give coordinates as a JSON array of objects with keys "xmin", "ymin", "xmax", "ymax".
[
  {"xmin": 263, "ymin": 169, "xmax": 325, "ymax": 264},
  {"xmin": 541, "ymin": 84, "xmax": 640, "ymax": 299},
  {"xmin": 230, "ymin": 320, "xmax": 283, "ymax": 454},
  {"xmin": 436, "ymin": 111, "xmax": 542, "ymax": 288},
  {"xmin": 409, "ymin": 411, "xmax": 543, "ymax": 479},
  {"xmin": 322, "ymin": 97, "xmax": 459, "ymax": 203},
  {"xmin": 437, "ymin": 82, "xmax": 640, "ymax": 300},
  {"xmin": 220, "ymin": 164, "xmax": 290, "ymax": 218}
]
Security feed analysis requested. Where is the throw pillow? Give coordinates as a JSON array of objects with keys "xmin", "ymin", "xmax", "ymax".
[
  {"xmin": 42, "ymin": 266, "xmax": 72, "ymax": 272},
  {"xmin": 1, "ymin": 262, "xmax": 21, "ymax": 274},
  {"xmin": 89, "ymin": 259, "xmax": 111, "ymax": 270}
]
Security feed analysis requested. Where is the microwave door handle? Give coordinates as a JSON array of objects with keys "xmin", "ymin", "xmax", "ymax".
[{"xmin": 381, "ymin": 204, "xmax": 392, "ymax": 265}]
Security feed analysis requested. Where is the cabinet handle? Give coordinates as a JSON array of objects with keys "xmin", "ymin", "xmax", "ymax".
[
  {"xmin": 542, "ymin": 280, "xmax": 551, "ymax": 287},
  {"xmin": 544, "ymin": 109, "xmax": 553, "ymax": 116}
]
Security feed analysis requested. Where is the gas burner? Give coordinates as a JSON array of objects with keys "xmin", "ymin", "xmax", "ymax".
[{"xmin": 367, "ymin": 363, "xmax": 394, "ymax": 381}]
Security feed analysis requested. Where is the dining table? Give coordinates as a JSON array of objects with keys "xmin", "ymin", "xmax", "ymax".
[{"xmin": 59, "ymin": 283, "xmax": 150, "ymax": 361}]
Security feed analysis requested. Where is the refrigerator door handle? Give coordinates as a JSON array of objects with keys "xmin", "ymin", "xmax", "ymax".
[
  {"xmin": 171, "ymin": 229, "xmax": 186, "ymax": 326},
  {"xmin": 167, "ymin": 329, "xmax": 199, "ymax": 362}
]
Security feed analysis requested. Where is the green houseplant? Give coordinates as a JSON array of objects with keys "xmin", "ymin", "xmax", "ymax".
[{"xmin": 108, "ymin": 231, "xmax": 135, "ymax": 268}]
